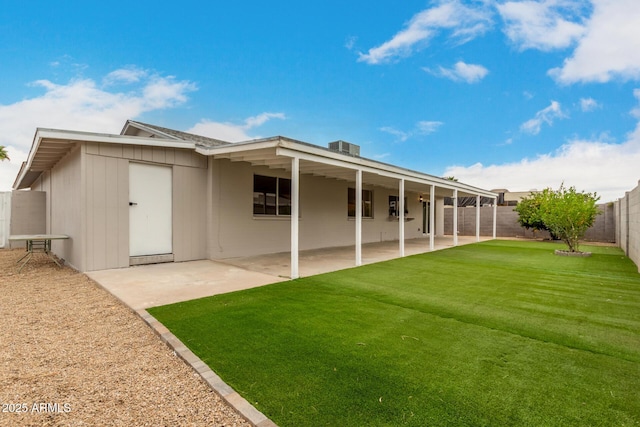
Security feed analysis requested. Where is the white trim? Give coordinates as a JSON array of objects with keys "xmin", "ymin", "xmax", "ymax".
[
  {"xmin": 399, "ymin": 179, "xmax": 405, "ymax": 257},
  {"xmin": 291, "ymin": 157, "xmax": 300, "ymax": 279},
  {"xmin": 14, "ymin": 128, "xmax": 194, "ymax": 189},
  {"xmin": 355, "ymin": 169, "xmax": 362, "ymax": 266},
  {"xmin": 493, "ymin": 198, "xmax": 498, "ymax": 239},
  {"xmin": 476, "ymin": 195, "xmax": 481, "ymax": 242},
  {"xmin": 429, "ymin": 185, "xmax": 435, "ymax": 251},
  {"xmin": 35, "ymin": 129, "xmax": 193, "ymax": 149},
  {"xmin": 273, "ymin": 146, "xmax": 497, "ymax": 198},
  {"xmin": 453, "ymin": 189, "xmax": 458, "ymax": 246}
]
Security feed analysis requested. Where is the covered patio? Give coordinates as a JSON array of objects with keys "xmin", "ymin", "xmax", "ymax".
[
  {"xmin": 197, "ymin": 137, "xmax": 498, "ymax": 279},
  {"xmin": 88, "ymin": 235, "xmax": 490, "ymax": 310}
]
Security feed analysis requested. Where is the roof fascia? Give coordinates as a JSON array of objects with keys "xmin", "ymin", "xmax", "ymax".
[
  {"xmin": 197, "ymin": 137, "xmax": 496, "ymax": 198},
  {"xmin": 13, "ymin": 128, "xmax": 195, "ymax": 189},
  {"xmin": 121, "ymin": 120, "xmax": 181, "ymax": 140},
  {"xmin": 276, "ymin": 146, "xmax": 497, "ymax": 198},
  {"xmin": 35, "ymin": 128, "xmax": 195, "ymax": 149},
  {"xmin": 195, "ymin": 138, "xmax": 281, "ymax": 156}
]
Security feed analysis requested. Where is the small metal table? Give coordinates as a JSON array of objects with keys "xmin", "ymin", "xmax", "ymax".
[{"xmin": 8, "ymin": 234, "xmax": 70, "ymax": 272}]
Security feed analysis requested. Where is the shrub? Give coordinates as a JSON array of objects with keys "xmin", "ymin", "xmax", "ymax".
[{"xmin": 516, "ymin": 185, "xmax": 600, "ymax": 252}]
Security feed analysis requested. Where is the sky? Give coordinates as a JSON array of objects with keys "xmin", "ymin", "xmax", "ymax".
[{"xmin": 1, "ymin": 0, "xmax": 639, "ymax": 202}]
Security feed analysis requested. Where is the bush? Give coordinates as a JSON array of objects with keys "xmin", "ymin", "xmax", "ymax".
[{"xmin": 515, "ymin": 185, "xmax": 600, "ymax": 252}]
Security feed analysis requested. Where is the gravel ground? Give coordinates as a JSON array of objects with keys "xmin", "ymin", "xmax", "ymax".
[{"xmin": 0, "ymin": 248, "xmax": 251, "ymax": 427}]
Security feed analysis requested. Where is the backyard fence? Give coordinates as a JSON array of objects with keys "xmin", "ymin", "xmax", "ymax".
[
  {"xmin": 617, "ymin": 180, "xmax": 640, "ymax": 272},
  {"xmin": 0, "ymin": 192, "xmax": 10, "ymax": 248},
  {"xmin": 443, "ymin": 203, "xmax": 616, "ymax": 243}
]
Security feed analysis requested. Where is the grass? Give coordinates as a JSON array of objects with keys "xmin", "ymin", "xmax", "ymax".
[{"xmin": 148, "ymin": 240, "xmax": 640, "ymax": 426}]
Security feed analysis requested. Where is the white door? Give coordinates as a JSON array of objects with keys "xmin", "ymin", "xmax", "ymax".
[{"xmin": 129, "ymin": 163, "xmax": 173, "ymax": 256}]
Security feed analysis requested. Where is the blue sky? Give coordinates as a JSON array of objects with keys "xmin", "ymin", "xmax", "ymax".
[{"xmin": 1, "ymin": 0, "xmax": 639, "ymax": 201}]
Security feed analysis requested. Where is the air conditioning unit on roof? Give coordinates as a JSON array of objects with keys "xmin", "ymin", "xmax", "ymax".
[{"xmin": 328, "ymin": 140, "xmax": 360, "ymax": 156}]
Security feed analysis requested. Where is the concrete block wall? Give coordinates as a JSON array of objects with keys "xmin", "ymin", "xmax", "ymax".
[
  {"xmin": 619, "ymin": 181, "xmax": 640, "ymax": 272},
  {"xmin": 584, "ymin": 202, "xmax": 616, "ymax": 242},
  {"xmin": 9, "ymin": 191, "xmax": 46, "ymax": 249},
  {"xmin": 0, "ymin": 192, "xmax": 10, "ymax": 248},
  {"xmin": 444, "ymin": 203, "xmax": 615, "ymax": 242}
]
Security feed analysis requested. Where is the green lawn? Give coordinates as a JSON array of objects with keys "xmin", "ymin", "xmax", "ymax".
[{"xmin": 149, "ymin": 240, "xmax": 640, "ymax": 426}]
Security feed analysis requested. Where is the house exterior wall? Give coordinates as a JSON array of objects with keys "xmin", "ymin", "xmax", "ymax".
[
  {"xmin": 207, "ymin": 158, "xmax": 432, "ymax": 259},
  {"xmin": 30, "ymin": 141, "xmax": 208, "ymax": 272},
  {"xmin": 82, "ymin": 141, "xmax": 208, "ymax": 270},
  {"xmin": 173, "ymin": 165, "xmax": 207, "ymax": 262},
  {"xmin": 84, "ymin": 151, "xmax": 128, "ymax": 271}
]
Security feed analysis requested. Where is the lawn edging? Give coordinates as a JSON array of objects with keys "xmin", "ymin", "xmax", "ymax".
[
  {"xmin": 554, "ymin": 249, "xmax": 592, "ymax": 257},
  {"xmin": 137, "ymin": 309, "xmax": 278, "ymax": 427}
]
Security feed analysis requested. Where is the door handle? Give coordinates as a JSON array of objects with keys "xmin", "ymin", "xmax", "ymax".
[{"xmin": 129, "ymin": 202, "xmax": 137, "ymax": 206}]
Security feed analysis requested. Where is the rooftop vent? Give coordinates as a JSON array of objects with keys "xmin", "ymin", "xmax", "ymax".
[{"xmin": 328, "ymin": 140, "xmax": 360, "ymax": 156}]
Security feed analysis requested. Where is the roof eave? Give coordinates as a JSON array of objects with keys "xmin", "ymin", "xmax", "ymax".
[{"xmin": 13, "ymin": 128, "xmax": 195, "ymax": 190}]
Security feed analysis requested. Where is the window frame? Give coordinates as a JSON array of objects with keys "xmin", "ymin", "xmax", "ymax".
[
  {"xmin": 253, "ymin": 174, "xmax": 292, "ymax": 217},
  {"xmin": 348, "ymin": 187, "xmax": 374, "ymax": 218}
]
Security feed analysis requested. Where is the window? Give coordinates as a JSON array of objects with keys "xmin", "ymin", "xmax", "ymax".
[
  {"xmin": 253, "ymin": 175, "xmax": 291, "ymax": 216},
  {"xmin": 388, "ymin": 195, "xmax": 408, "ymax": 217},
  {"xmin": 348, "ymin": 188, "xmax": 373, "ymax": 218}
]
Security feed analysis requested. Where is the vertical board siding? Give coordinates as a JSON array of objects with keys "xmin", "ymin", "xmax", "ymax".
[
  {"xmin": 173, "ymin": 165, "xmax": 207, "ymax": 262},
  {"xmin": 85, "ymin": 154, "xmax": 129, "ymax": 271},
  {"xmin": 49, "ymin": 147, "xmax": 83, "ymax": 270},
  {"xmin": 81, "ymin": 143, "xmax": 207, "ymax": 270}
]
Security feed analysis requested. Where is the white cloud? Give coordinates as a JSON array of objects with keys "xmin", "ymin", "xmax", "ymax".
[
  {"xmin": 445, "ymin": 90, "xmax": 640, "ymax": 202},
  {"xmin": 579, "ymin": 97, "xmax": 600, "ymax": 112},
  {"xmin": 416, "ymin": 120, "xmax": 444, "ymax": 134},
  {"xmin": 380, "ymin": 120, "xmax": 443, "ymax": 142},
  {"xmin": 345, "ymin": 36, "xmax": 357, "ymax": 50},
  {"xmin": 103, "ymin": 67, "xmax": 148, "ymax": 85},
  {"xmin": 497, "ymin": 0, "xmax": 588, "ymax": 51},
  {"xmin": 186, "ymin": 112, "xmax": 286, "ymax": 142},
  {"xmin": 358, "ymin": 1, "xmax": 492, "ymax": 64},
  {"xmin": 444, "ymin": 135, "xmax": 639, "ymax": 202},
  {"xmin": 380, "ymin": 126, "xmax": 410, "ymax": 142},
  {"xmin": 520, "ymin": 100, "xmax": 566, "ymax": 134},
  {"xmin": 549, "ymin": 0, "xmax": 640, "ymax": 83},
  {"xmin": 425, "ymin": 61, "xmax": 489, "ymax": 83},
  {"xmin": 0, "ymin": 68, "xmax": 196, "ymax": 190}
]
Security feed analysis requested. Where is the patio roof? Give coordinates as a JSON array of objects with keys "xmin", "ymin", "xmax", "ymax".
[{"xmin": 195, "ymin": 136, "xmax": 497, "ymax": 199}]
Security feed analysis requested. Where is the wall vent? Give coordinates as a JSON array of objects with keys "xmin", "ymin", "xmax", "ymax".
[{"xmin": 328, "ymin": 140, "xmax": 360, "ymax": 156}]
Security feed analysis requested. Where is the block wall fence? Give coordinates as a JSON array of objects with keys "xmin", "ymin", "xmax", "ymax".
[
  {"xmin": 617, "ymin": 181, "xmax": 640, "ymax": 272},
  {"xmin": 444, "ymin": 203, "xmax": 616, "ymax": 242}
]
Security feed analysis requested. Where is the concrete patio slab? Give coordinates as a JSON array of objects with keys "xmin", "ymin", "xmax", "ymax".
[
  {"xmin": 88, "ymin": 236, "xmax": 489, "ymax": 311},
  {"xmin": 222, "ymin": 235, "xmax": 489, "ymax": 277},
  {"xmin": 87, "ymin": 260, "xmax": 286, "ymax": 311}
]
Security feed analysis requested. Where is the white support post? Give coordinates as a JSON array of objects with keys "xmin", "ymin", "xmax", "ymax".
[
  {"xmin": 429, "ymin": 185, "xmax": 435, "ymax": 251},
  {"xmin": 476, "ymin": 195, "xmax": 481, "ymax": 242},
  {"xmin": 399, "ymin": 179, "xmax": 405, "ymax": 257},
  {"xmin": 355, "ymin": 169, "xmax": 362, "ymax": 266},
  {"xmin": 493, "ymin": 197, "xmax": 497, "ymax": 239},
  {"xmin": 291, "ymin": 157, "xmax": 300, "ymax": 279},
  {"xmin": 453, "ymin": 189, "xmax": 458, "ymax": 246}
]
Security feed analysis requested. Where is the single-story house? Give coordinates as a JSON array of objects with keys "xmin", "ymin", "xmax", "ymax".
[{"xmin": 13, "ymin": 120, "xmax": 498, "ymax": 277}]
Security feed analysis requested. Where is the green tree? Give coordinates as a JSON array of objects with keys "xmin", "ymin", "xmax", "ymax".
[
  {"xmin": 539, "ymin": 185, "xmax": 600, "ymax": 252},
  {"xmin": 514, "ymin": 189, "xmax": 552, "ymax": 236},
  {"xmin": 0, "ymin": 145, "xmax": 8, "ymax": 161}
]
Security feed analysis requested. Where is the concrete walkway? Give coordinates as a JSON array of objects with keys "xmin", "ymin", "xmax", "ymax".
[{"xmin": 88, "ymin": 236, "xmax": 488, "ymax": 311}]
